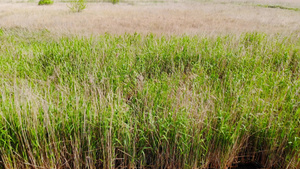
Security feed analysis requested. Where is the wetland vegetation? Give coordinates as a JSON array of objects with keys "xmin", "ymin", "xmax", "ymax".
[{"xmin": 0, "ymin": 29, "xmax": 299, "ymax": 168}]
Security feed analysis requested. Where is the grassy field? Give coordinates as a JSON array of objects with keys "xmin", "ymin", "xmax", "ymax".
[
  {"xmin": 1, "ymin": 1, "xmax": 300, "ymax": 36},
  {"xmin": 0, "ymin": 28, "xmax": 299, "ymax": 168}
]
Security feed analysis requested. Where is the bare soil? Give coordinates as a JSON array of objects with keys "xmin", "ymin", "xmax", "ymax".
[{"xmin": 0, "ymin": 0, "xmax": 300, "ymax": 36}]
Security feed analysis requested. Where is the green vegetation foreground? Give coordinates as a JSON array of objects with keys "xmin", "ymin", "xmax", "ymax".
[{"xmin": 0, "ymin": 29, "xmax": 299, "ymax": 168}]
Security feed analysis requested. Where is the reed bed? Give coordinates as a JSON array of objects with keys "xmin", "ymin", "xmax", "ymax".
[{"xmin": 0, "ymin": 29, "xmax": 299, "ymax": 168}]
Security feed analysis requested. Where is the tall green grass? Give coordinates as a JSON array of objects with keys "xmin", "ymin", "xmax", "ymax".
[{"xmin": 0, "ymin": 29, "xmax": 299, "ymax": 168}]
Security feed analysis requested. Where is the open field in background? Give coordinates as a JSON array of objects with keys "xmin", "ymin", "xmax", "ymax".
[
  {"xmin": 0, "ymin": 0, "xmax": 300, "ymax": 168},
  {"xmin": 0, "ymin": 0, "xmax": 300, "ymax": 36}
]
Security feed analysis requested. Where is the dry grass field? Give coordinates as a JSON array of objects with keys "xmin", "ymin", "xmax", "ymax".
[{"xmin": 0, "ymin": 0, "xmax": 300, "ymax": 36}]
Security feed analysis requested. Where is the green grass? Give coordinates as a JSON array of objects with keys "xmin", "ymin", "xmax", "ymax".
[
  {"xmin": 256, "ymin": 4, "xmax": 300, "ymax": 12},
  {"xmin": 38, "ymin": 0, "xmax": 54, "ymax": 5},
  {"xmin": 0, "ymin": 28, "xmax": 299, "ymax": 168}
]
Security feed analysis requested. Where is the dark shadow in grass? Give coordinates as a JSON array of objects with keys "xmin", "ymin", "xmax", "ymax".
[
  {"xmin": 237, "ymin": 162, "xmax": 263, "ymax": 169},
  {"xmin": 257, "ymin": 4, "xmax": 300, "ymax": 11}
]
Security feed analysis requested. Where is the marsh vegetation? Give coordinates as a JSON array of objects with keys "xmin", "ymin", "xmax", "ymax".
[
  {"xmin": 0, "ymin": 29, "xmax": 299, "ymax": 168},
  {"xmin": 0, "ymin": 0, "xmax": 300, "ymax": 168}
]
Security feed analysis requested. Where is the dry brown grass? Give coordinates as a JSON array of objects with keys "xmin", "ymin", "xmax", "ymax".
[{"xmin": 0, "ymin": 1, "xmax": 300, "ymax": 36}]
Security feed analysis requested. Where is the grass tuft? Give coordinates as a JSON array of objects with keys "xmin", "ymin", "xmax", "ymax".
[{"xmin": 38, "ymin": 0, "xmax": 54, "ymax": 5}]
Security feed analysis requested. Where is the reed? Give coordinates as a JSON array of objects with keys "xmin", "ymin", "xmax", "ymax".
[{"xmin": 0, "ymin": 29, "xmax": 299, "ymax": 168}]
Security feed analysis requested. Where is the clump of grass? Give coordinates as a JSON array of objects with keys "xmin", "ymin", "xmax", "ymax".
[
  {"xmin": 38, "ymin": 0, "xmax": 54, "ymax": 5},
  {"xmin": 0, "ymin": 29, "xmax": 299, "ymax": 168},
  {"xmin": 111, "ymin": 0, "xmax": 120, "ymax": 4},
  {"xmin": 68, "ymin": 0, "xmax": 87, "ymax": 12}
]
